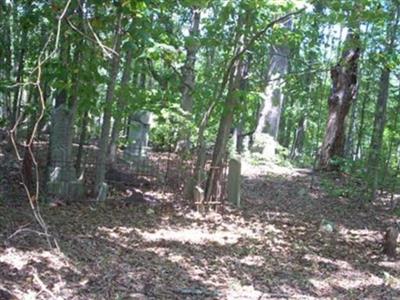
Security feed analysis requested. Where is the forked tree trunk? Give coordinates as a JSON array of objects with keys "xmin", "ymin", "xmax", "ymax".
[{"xmin": 318, "ymin": 31, "xmax": 360, "ymax": 170}]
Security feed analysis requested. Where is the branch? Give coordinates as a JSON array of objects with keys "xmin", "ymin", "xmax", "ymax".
[
  {"xmin": 218, "ymin": 8, "xmax": 306, "ymax": 99},
  {"xmin": 66, "ymin": 17, "xmax": 116, "ymax": 58}
]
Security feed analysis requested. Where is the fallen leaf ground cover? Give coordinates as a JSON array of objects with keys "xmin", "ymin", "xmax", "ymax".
[{"xmin": 1, "ymin": 159, "xmax": 400, "ymax": 299}]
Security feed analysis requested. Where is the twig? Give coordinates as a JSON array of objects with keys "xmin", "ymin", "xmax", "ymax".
[
  {"xmin": 32, "ymin": 267, "xmax": 58, "ymax": 300},
  {"xmin": 7, "ymin": 227, "xmax": 50, "ymax": 242}
]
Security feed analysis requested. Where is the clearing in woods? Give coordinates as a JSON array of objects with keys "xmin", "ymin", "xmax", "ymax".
[{"xmin": 1, "ymin": 160, "xmax": 400, "ymax": 299}]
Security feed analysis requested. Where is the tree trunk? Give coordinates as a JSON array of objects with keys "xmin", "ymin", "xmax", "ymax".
[
  {"xmin": 11, "ymin": 29, "xmax": 27, "ymax": 126},
  {"xmin": 94, "ymin": 15, "xmax": 122, "ymax": 193},
  {"xmin": 290, "ymin": 116, "xmax": 305, "ymax": 160},
  {"xmin": 255, "ymin": 20, "xmax": 291, "ymax": 141},
  {"xmin": 205, "ymin": 30, "xmax": 248, "ymax": 203},
  {"xmin": 108, "ymin": 48, "xmax": 133, "ymax": 164},
  {"xmin": 1, "ymin": 1, "xmax": 12, "ymax": 121},
  {"xmin": 181, "ymin": 9, "xmax": 201, "ymax": 113},
  {"xmin": 355, "ymin": 84, "xmax": 368, "ymax": 158},
  {"xmin": 367, "ymin": 3, "xmax": 399, "ymax": 200},
  {"xmin": 318, "ymin": 31, "xmax": 360, "ymax": 170},
  {"xmin": 367, "ymin": 68, "xmax": 392, "ymax": 199},
  {"xmin": 252, "ymin": 19, "xmax": 291, "ymax": 158}
]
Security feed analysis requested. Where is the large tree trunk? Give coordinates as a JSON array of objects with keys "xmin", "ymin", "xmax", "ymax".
[
  {"xmin": 94, "ymin": 16, "xmax": 122, "ymax": 193},
  {"xmin": 255, "ymin": 43, "xmax": 290, "ymax": 139},
  {"xmin": 318, "ymin": 31, "xmax": 360, "ymax": 170},
  {"xmin": 253, "ymin": 19, "xmax": 291, "ymax": 157}
]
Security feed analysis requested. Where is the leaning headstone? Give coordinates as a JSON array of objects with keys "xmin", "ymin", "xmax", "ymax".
[
  {"xmin": 227, "ymin": 156, "xmax": 241, "ymax": 207},
  {"xmin": 96, "ymin": 182, "xmax": 109, "ymax": 202}
]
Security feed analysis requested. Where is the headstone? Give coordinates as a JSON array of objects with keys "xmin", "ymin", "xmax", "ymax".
[
  {"xmin": 194, "ymin": 185, "xmax": 205, "ymax": 213},
  {"xmin": 96, "ymin": 182, "xmax": 109, "ymax": 202},
  {"xmin": 227, "ymin": 156, "xmax": 241, "ymax": 207},
  {"xmin": 124, "ymin": 111, "xmax": 152, "ymax": 160},
  {"xmin": 242, "ymin": 136, "xmax": 250, "ymax": 155}
]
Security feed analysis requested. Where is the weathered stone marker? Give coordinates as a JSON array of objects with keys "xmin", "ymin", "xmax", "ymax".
[
  {"xmin": 124, "ymin": 111, "xmax": 152, "ymax": 160},
  {"xmin": 194, "ymin": 185, "xmax": 205, "ymax": 213},
  {"xmin": 227, "ymin": 156, "xmax": 241, "ymax": 207},
  {"xmin": 96, "ymin": 182, "xmax": 109, "ymax": 202}
]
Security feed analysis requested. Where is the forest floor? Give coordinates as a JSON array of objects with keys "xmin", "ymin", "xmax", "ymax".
[{"xmin": 1, "ymin": 156, "xmax": 400, "ymax": 299}]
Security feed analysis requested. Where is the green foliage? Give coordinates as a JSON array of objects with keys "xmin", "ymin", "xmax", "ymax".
[
  {"xmin": 150, "ymin": 104, "xmax": 196, "ymax": 151},
  {"xmin": 1, "ymin": 0, "xmax": 400, "ymax": 200}
]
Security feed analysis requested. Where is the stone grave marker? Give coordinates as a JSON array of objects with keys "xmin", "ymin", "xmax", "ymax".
[{"xmin": 227, "ymin": 156, "xmax": 241, "ymax": 207}]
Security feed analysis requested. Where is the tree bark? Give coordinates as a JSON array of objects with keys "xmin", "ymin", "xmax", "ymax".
[
  {"xmin": 290, "ymin": 116, "xmax": 305, "ymax": 160},
  {"xmin": 181, "ymin": 9, "xmax": 201, "ymax": 113},
  {"xmin": 94, "ymin": 15, "xmax": 123, "ymax": 193},
  {"xmin": 255, "ymin": 20, "xmax": 291, "ymax": 140},
  {"xmin": 11, "ymin": 29, "xmax": 27, "ymax": 126},
  {"xmin": 318, "ymin": 31, "xmax": 360, "ymax": 170},
  {"xmin": 108, "ymin": 48, "xmax": 133, "ymax": 164},
  {"xmin": 367, "ymin": 3, "xmax": 399, "ymax": 200},
  {"xmin": 204, "ymin": 14, "xmax": 249, "ymax": 203},
  {"xmin": 1, "ymin": 1, "xmax": 12, "ymax": 121}
]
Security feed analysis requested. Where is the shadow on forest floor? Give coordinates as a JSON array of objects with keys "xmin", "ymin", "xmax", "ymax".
[{"xmin": 1, "ymin": 159, "xmax": 400, "ymax": 299}]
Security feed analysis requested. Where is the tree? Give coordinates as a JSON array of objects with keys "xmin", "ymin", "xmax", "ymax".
[
  {"xmin": 318, "ymin": 30, "xmax": 360, "ymax": 170},
  {"xmin": 254, "ymin": 19, "xmax": 291, "ymax": 143},
  {"xmin": 94, "ymin": 13, "xmax": 123, "ymax": 193},
  {"xmin": 367, "ymin": 2, "xmax": 400, "ymax": 200}
]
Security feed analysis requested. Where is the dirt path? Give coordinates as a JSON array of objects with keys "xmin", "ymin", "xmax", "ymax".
[{"xmin": 1, "ymin": 161, "xmax": 400, "ymax": 299}]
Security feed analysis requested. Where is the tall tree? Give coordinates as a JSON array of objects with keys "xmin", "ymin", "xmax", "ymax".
[
  {"xmin": 181, "ymin": 9, "xmax": 201, "ymax": 113},
  {"xmin": 253, "ymin": 18, "xmax": 291, "ymax": 157},
  {"xmin": 94, "ymin": 13, "xmax": 123, "ymax": 193},
  {"xmin": 367, "ymin": 2, "xmax": 399, "ymax": 200},
  {"xmin": 205, "ymin": 11, "xmax": 250, "ymax": 203},
  {"xmin": 318, "ymin": 30, "xmax": 360, "ymax": 170},
  {"xmin": 108, "ymin": 47, "xmax": 134, "ymax": 164}
]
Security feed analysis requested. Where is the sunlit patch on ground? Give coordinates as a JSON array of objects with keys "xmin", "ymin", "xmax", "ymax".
[{"xmin": 1, "ymin": 162, "xmax": 400, "ymax": 299}]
